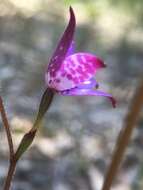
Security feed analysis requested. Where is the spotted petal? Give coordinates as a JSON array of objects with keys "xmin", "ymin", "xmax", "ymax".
[
  {"xmin": 47, "ymin": 53, "xmax": 105, "ymax": 91},
  {"xmin": 46, "ymin": 7, "xmax": 75, "ymax": 79},
  {"xmin": 60, "ymin": 88, "xmax": 116, "ymax": 108}
]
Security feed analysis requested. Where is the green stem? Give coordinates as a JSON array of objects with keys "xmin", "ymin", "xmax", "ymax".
[
  {"xmin": 15, "ymin": 88, "xmax": 54, "ymax": 160},
  {"xmin": 1, "ymin": 88, "xmax": 54, "ymax": 189}
]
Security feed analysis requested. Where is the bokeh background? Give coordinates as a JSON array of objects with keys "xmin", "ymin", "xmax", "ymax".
[{"xmin": 0, "ymin": 0, "xmax": 143, "ymax": 189}]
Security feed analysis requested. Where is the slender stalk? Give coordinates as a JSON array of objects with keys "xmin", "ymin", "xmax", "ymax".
[
  {"xmin": 3, "ymin": 159, "xmax": 17, "ymax": 190},
  {"xmin": 102, "ymin": 79, "xmax": 143, "ymax": 190},
  {"xmin": 0, "ymin": 96, "xmax": 16, "ymax": 190},
  {"xmin": 0, "ymin": 96, "xmax": 14, "ymax": 159},
  {"xmin": 0, "ymin": 88, "xmax": 54, "ymax": 190}
]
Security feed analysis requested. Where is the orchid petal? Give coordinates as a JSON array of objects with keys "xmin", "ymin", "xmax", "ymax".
[
  {"xmin": 47, "ymin": 52, "xmax": 105, "ymax": 91},
  {"xmin": 60, "ymin": 88, "xmax": 116, "ymax": 108},
  {"xmin": 46, "ymin": 7, "xmax": 75, "ymax": 75}
]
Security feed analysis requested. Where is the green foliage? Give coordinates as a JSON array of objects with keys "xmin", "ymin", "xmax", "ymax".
[
  {"xmin": 15, "ymin": 130, "xmax": 36, "ymax": 161},
  {"xmin": 15, "ymin": 88, "xmax": 54, "ymax": 160}
]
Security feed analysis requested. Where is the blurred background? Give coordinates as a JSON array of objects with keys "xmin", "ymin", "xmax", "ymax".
[{"xmin": 0, "ymin": 0, "xmax": 143, "ymax": 189}]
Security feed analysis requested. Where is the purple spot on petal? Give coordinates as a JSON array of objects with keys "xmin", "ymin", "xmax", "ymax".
[
  {"xmin": 55, "ymin": 79, "xmax": 61, "ymax": 83},
  {"xmin": 67, "ymin": 74, "xmax": 72, "ymax": 80},
  {"xmin": 50, "ymin": 71, "xmax": 56, "ymax": 77},
  {"xmin": 73, "ymin": 77, "xmax": 79, "ymax": 83}
]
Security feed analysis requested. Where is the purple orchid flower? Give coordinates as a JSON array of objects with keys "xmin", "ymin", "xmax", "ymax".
[{"xmin": 45, "ymin": 7, "xmax": 116, "ymax": 108}]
